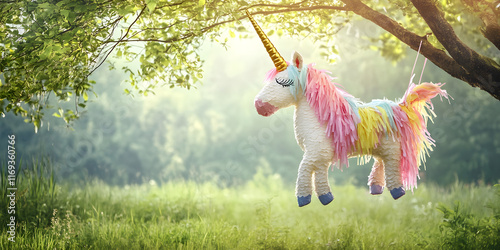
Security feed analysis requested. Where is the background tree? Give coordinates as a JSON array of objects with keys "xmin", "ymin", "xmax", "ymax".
[{"xmin": 1, "ymin": 0, "xmax": 499, "ymax": 128}]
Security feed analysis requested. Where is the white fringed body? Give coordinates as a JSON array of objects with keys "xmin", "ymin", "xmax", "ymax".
[
  {"xmin": 294, "ymin": 95, "xmax": 333, "ymax": 198},
  {"xmin": 293, "ymin": 92, "xmax": 403, "ymax": 201}
]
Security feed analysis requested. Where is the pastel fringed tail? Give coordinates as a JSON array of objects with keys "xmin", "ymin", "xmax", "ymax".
[{"xmin": 396, "ymin": 82, "xmax": 449, "ymax": 190}]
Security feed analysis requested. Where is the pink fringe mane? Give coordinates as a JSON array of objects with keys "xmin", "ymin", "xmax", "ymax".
[{"xmin": 305, "ymin": 65, "xmax": 359, "ymax": 168}]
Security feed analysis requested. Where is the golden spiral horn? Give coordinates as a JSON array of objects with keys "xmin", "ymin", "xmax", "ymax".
[{"xmin": 245, "ymin": 10, "xmax": 288, "ymax": 72}]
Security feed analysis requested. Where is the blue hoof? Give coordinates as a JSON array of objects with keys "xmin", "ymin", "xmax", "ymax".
[
  {"xmin": 370, "ymin": 185, "xmax": 384, "ymax": 195},
  {"xmin": 318, "ymin": 192, "xmax": 334, "ymax": 205},
  {"xmin": 390, "ymin": 187, "xmax": 406, "ymax": 200},
  {"xmin": 297, "ymin": 195, "xmax": 311, "ymax": 207}
]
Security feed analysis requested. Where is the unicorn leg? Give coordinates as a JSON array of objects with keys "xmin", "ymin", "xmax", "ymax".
[
  {"xmin": 386, "ymin": 159, "xmax": 405, "ymax": 200},
  {"xmin": 296, "ymin": 151, "xmax": 333, "ymax": 207},
  {"xmin": 368, "ymin": 158, "xmax": 385, "ymax": 195},
  {"xmin": 381, "ymin": 143, "xmax": 405, "ymax": 200},
  {"xmin": 313, "ymin": 165, "xmax": 333, "ymax": 205},
  {"xmin": 373, "ymin": 137, "xmax": 405, "ymax": 199},
  {"xmin": 295, "ymin": 156, "xmax": 314, "ymax": 207}
]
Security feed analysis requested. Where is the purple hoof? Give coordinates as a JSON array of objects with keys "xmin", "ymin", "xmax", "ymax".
[
  {"xmin": 370, "ymin": 185, "xmax": 384, "ymax": 195},
  {"xmin": 390, "ymin": 187, "xmax": 406, "ymax": 200},
  {"xmin": 318, "ymin": 192, "xmax": 334, "ymax": 205},
  {"xmin": 297, "ymin": 195, "xmax": 311, "ymax": 207}
]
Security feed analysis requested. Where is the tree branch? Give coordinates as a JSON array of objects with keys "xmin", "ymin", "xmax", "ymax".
[
  {"xmin": 101, "ymin": 5, "xmax": 349, "ymax": 46},
  {"xmin": 339, "ymin": 0, "xmax": 476, "ymax": 83},
  {"xmin": 337, "ymin": 0, "xmax": 500, "ymax": 100},
  {"xmin": 479, "ymin": 9, "xmax": 500, "ymax": 50},
  {"xmin": 204, "ymin": 5, "xmax": 349, "ymax": 35},
  {"xmin": 461, "ymin": 0, "xmax": 500, "ymax": 50},
  {"xmin": 246, "ymin": 5, "xmax": 349, "ymax": 14},
  {"xmin": 411, "ymin": 0, "xmax": 500, "ymax": 99},
  {"xmin": 88, "ymin": 6, "xmax": 146, "ymax": 76}
]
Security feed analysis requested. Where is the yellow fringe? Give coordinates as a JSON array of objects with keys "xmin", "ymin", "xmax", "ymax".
[{"xmin": 355, "ymin": 107, "xmax": 395, "ymax": 155}]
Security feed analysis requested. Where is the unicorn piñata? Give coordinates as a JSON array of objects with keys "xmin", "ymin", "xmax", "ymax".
[{"xmin": 246, "ymin": 11, "xmax": 449, "ymax": 207}]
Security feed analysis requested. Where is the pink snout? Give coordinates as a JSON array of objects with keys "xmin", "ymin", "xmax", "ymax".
[{"xmin": 255, "ymin": 99, "xmax": 279, "ymax": 117}]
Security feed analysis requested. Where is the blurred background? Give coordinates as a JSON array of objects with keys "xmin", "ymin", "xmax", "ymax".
[{"xmin": 1, "ymin": 19, "xmax": 499, "ymax": 188}]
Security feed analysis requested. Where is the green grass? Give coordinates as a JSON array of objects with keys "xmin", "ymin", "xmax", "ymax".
[{"xmin": 1, "ymin": 162, "xmax": 499, "ymax": 249}]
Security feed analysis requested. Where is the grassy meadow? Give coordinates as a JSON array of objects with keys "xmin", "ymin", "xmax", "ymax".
[{"xmin": 1, "ymin": 161, "xmax": 499, "ymax": 249}]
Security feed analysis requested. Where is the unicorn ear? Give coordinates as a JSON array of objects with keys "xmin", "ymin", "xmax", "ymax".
[{"xmin": 291, "ymin": 51, "xmax": 304, "ymax": 70}]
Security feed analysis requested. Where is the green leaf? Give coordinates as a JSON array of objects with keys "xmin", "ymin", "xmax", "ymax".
[
  {"xmin": 38, "ymin": 3, "xmax": 51, "ymax": 9},
  {"xmin": 229, "ymin": 30, "xmax": 235, "ymax": 38},
  {"xmin": 83, "ymin": 92, "xmax": 88, "ymax": 101},
  {"xmin": 198, "ymin": 0, "xmax": 206, "ymax": 7},
  {"xmin": 117, "ymin": 5, "xmax": 136, "ymax": 16},
  {"xmin": 330, "ymin": 46, "xmax": 339, "ymax": 55},
  {"xmin": 61, "ymin": 10, "xmax": 70, "ymax": 19},
  {"xmin": 146, "ymin": 1, "xmax": 157, "ymax": 13}
]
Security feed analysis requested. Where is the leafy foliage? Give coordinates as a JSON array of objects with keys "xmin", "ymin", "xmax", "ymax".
[
  {"xmin": 0, "ymin": 0, "xmax": 207, "ymax": 127},
  {"xmin": 1, "ymin": 0, "xmax": 498, "ymax": 128},
  {"xmin": 437, "ymin": 184, "xmax": 500, "ymax": 249},
  {"xmin": 0, "ymin": 0, "xmax": 120, "ymax": 128}
]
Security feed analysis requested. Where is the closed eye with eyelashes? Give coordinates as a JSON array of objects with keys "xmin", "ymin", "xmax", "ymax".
[{"xmin": 275, "ymin": 78, "xmax": 294, "ymax": 87}]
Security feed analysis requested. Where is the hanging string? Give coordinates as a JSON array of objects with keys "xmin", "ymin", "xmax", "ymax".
[
  {"xmin": 401, "ymin": 39, "xmax": 427, "ymax": 105},
  {"xmin": 418, "ymin": 35, "xmax": 431, "ymax": 84},
  {"xmin": 419, "ymin": 57, "xmax": 428, "ymax": 84},
  {"xmin": 409, "ymin": 40, "xmax": 424, "ymax": 87}
]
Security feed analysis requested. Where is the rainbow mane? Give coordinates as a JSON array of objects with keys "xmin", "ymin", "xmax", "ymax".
[{"xmin": 265, "ymin": 64, "xmax": 448, "ymax": 190}]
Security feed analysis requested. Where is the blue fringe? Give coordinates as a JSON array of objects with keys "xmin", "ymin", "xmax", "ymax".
[
  {"xmin": 287, "ymin": 65, "xmax": 309, "ymax": 99},
  {"xmin": 360, "ymin": 100, "xmax": 398, "ymax": 131}
]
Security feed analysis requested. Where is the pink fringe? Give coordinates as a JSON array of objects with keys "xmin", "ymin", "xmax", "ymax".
[
  {"xmin": 305, "ymin": 65, "xmax": 358, "ymax": 169},
  {"xmin": 265, "ymin": 68, "xmax": 279, "ymax": 82},
  {"xmin": 392, "ymin": 106, "xmax": 420, "ymax": 190},
  {"xmin": 397, "ymin": 82, "xmax": 448, "ymax": 190}
]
